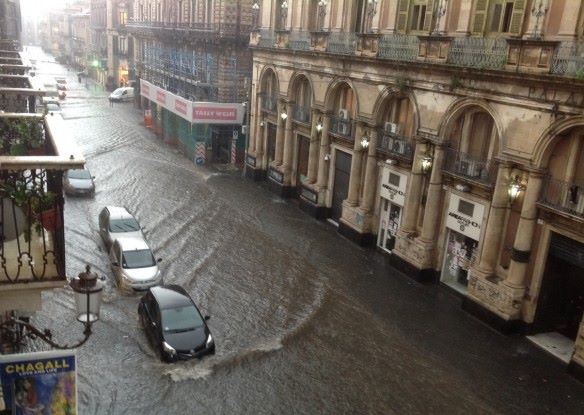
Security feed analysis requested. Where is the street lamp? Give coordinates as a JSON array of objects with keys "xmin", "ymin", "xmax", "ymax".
[
  {"xmin": 251, "ymin": 2, "xmax": 260, "ymax": 29},
  {"xmin": 361, "ymin": 136, "xmax": 370, "ymax": 149},
  {"xmin": 318, "ymin": 0, "xmax": 328, "ymax": 30},
  {"xmin": 421, "ymin": 155, "xmax": 433, "ymax": 174},
  {"xmin": 508, "ymin": 175, "xmax": 525, "ymax": 204},
  {"xmin": 281, "ymin": 110, "xmax": 288, "ymax": 121},
  {"xmin": 0, "ymin": 265, "xmax": 104, "ymax": 350}
]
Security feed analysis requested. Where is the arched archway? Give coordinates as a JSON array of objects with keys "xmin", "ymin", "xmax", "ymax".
[
  {"xmin": 324, "ymin": 80, "xmax": 358, "ymax": 138},
  {"xmin": 288, "ymin": 73, "xmax": 314, "ymax": 124},
  {"xmin": 259, "ymin": 67, "xmax": 280, "ymax": 113}
]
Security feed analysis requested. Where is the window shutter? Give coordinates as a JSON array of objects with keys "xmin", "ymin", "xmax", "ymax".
[
  {"xmin": 396, "ymin": 0, "xmax": 411, "ymax": 33},
  {"xmin": 508, "ymin": 0, "xmax": 527, "ymax": 35},
  {"xmin": 423, "ymin": 0, "xmax": 435, "ymax": 32},
  {"xmin": 471, "ymin": 0, "xmax": 489, "ymax": 35}
]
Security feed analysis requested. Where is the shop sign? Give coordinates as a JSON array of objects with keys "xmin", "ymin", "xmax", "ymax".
[
  {"xmin": 380, "ymin": 167, "xmax": 407, "ymax": 206},
  {"xmin": 446, "ymin": 194, "xmax": 485, "ymax": 240},
  {"xmin": 268, "ymin": 167, "xmax": 284, "ymax": 184}
]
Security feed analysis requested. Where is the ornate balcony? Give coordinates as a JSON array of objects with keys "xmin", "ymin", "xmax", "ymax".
[
  {"xmin": 0, "ymin": 64, "xmax": 30, "ymax": 75},
  {"xmin": 327, "ymin": 32, "xmax": 357, "ymax": 55},
  {"xmin": 0, "ymin": 114, "xmax": 84, "ymax": 293},
  {"xmin": 329, "ymin": 115, "xmax": 353, "ymax": 141},
  {"xmin": 258, "ymin": 29, "xmax": 277, "ymax": 48},
  {"xmin": 292, "ymin": 104, "xmax": 311, "ymax": 124},
  {"xmin": 376, "ymin": 129, "xmax": 414, "ymax": 161},
  {"xmin": 538, "ymin": 176, "xmax": 584, "ymax": 220},
  {"xmin": 447, "ymin": 37, "xmax": 507, "ymax": 70},
  {"xmin": 356, "ymin": 33, "xmax": 382, "ymax": 57},
  {"xmin": 551, "ymin": 42, "xmax": 584, "ymax": 78},
  {"xmin": 126, "ymin": 19, "xmax": 251, "ymax": 40},
  {"xmin": 442, "ymin": 147, "xmax": 497, "ymax": 185},
  {"xmin": 288, "ymin": 31, "xmax": 310, "ymax": 51},
  {"xmin": 0, "ymin": 75, "xmax": 42, "ymax": 113},
  {"xmin": 379, "ymin": 34, "xmax": 419, "ymax": 63}
]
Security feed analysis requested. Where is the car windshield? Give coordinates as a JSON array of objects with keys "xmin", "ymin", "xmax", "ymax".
[
  {"xmin": 67, "ymin": 170, "xmax": 91, "ymax": 179},
  {"xmin": 122, "ymin": 249, "xmax": 155, "ymax": 269},
  {"xmin": 161, "ymin": 305, "xmax": 204, "ymax": 333},
  {"xmin": 109, "ymin": 218, "xmax": 140, "ymax": 232}
]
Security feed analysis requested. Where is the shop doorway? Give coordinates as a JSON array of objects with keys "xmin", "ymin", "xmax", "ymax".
[
  {"xmin": 441, "ymin": 230, "xmax": 478, "ymax": 294},
  {"xmin": 267, "ymin": 123, "xmax": 277, "ymax": 165},
  {"xmin": 211, "ymin": 126, "xmax": 233, "ymax": 164},
  {"xmin": 534, "ymin": 233, "xmax": 584, "ymax": 340},
  {"xmin": 377, "ymin": 199, "xmax": 401, "ymax": 253},
  {"xmin": 331, "ymin": 150, "xmax": 351, "ymax": 222},
  {"xmin": 296, "ymin": 135, "xmax": 310, "ymax": 197}
]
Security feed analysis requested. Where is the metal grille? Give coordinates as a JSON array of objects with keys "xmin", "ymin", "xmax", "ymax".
[
  {"xmin": 551, "ymin": 42, "xmax": 584, "ymax": 78},
  {"xmin": 328, "ymin": 32, "xmax": 357, "ymax": 55},
  {"xmin": 376, "ymin": 130, "xmax": 414, "ymax": 160},
  {"xmin": 378, "ymin": 34, "xmax": 419, "ymax": 62},
  {"xmin": 292, "ymin": 104, "xmax": 311, "ymax": 124},
  {"xmin": 288, "ymin": 31, "xmax": 311, "ymax": 51},
  {"xmin": 258, "ymin": 29, "xmax": 276, "ymax": 48},
  {"xmin": 330, "ymin": 116, "xmax": 353, "ymax": 140},
  {"xmin": 447, "ymin": 37, "xmax": 507, "ymax": 70},
  {"xmin": 442, "ymin": 147, "xmax": 497, "ymax": 184},
  {"xmin": 538, "ymin": 176, "xmax": 584, "ymax": 219}
]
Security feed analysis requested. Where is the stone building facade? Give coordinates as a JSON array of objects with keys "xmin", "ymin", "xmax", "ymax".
[{"xmin": 246, "ymin": 0, "xmax": 584, "ymax": 380}]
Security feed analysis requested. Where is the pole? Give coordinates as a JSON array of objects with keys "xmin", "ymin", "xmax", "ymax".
[{"xmin": 243, "ymin": 77, "xmax": 252, "ymax": 177}]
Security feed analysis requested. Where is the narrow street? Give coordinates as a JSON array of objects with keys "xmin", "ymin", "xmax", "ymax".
[{"xmin": 25, "ymin": 47, "xmax": 584, "ymax": 414}]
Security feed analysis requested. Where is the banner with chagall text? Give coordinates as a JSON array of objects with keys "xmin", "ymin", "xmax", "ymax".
[{"xmin": 0, "ymin": 350, "xmax": 77, "ymax": 415}]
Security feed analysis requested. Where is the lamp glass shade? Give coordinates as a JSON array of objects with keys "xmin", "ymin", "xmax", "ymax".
[
  {"xmin": 421, "ymin": 156, "xmax": 432, "ymax": 172},
  {"xmin": 316, "ymin": 123, "xmax": 323, "ymax": 132},
  {"xmin": 281, "ymin": 112, "xmax": 287, "ymax": 120},
  {"xmin": 508, "ymin": 183, "xmax": 522, "ymax": 202},
  {"xmin": 71, "ymin": 274, "xmax": 104, "ymax": 323},
  {"xmin": 361, "ymin": 138, "xmax": 369, "ymax": 149}
]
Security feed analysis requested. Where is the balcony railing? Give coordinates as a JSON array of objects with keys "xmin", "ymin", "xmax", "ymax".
[
  {"xmin": 442, "ymin": 147, "xmax": 497, "ymax": 185},
  {"xmin": 0, "ymin": 114, "xmax": 84, "ymax": 285},
  {"xmin": 551, "ymin": 42, "xmax": 584, "ymax": 78},
  {"xmin": 328, "ymin": 32, "xmax": 357, "ymax": 55},
  {"xmin": 329, "ymin": 115, "xmax": 353, "ymax": 140},
  {"xmin": 0, "ymin": 64, "xmax": 30, "ymax": 76},
  {"xmin": 0, "ymin": 75, "xmax": 42, "ymax": 113},
  {"xmin": 447, "ymin": 37, "xmax": 507, "ymax": 70},
  {"xmin": 376, "ymin": 130, "xmax": 414, "ymax": 160},
  {"xmin": 289, "ymin": 31, "xmax": 310, "ymax": 51},
  {"xmin": 260, "ymin": 94, "xmax": 278, "ymax": 112},
  {"xmin": 292, "ymin": 104, "xmax": 311, "ymax": 124},
  {"xmin": 126, "ymin": 19, "xmax": 252, "ymax": 37},
  {"xmin": 538, "ymin": 176, "xmax": 584, "ymax": 219},
  {"xmin": 258, "ymin": 29, "xmax": 276, "ymax": 48},
  {"xmin": 378, "ymin": 34, "xmax": 419, "ymax": 62}
]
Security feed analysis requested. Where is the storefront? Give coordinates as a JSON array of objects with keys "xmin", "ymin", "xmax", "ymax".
[
  {"xmin": 441, "ymin": 194, "xmax": 485, "ymax": 294},
  {"xmin": 377, "ymin": 166, "xmax": 407, "ymax": 253}
]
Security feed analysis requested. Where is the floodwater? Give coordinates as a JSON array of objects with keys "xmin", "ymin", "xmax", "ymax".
[{"xmin": 18, "ymin": 47, "xmax": 584, "ymax": 415}]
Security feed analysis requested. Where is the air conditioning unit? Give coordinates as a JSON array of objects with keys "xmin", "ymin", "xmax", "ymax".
[
  {"xmin": 391, "ymin": 139, "xmax": 406, "ymax": 154},
  {"xmin": 338, "ymin": 108, "xmax": 350, "ymax": 119},
  {"xmin": 459, "ymin": 161, "xmax": 482, "ymax": 178},
  {"xmin": 384, "ymin": 122, "xmax": 398, "ymax": 135}
]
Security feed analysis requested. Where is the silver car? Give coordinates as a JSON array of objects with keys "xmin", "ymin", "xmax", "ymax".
[
  {"xmin": 63, "ymin": 169, "xmax": 95, "ymax": 196},
  {"xmin": 109, "ymin": 237, "xmax": 162, "ymax": 291},
  {"xmin": 99, "ymin": 206, "xmax": 145, "ymax": 250}
]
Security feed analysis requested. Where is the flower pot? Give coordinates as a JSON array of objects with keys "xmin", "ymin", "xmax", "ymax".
[{"xmin": 40, "ymin": 207, "xmax": 62, "ymax": 231}]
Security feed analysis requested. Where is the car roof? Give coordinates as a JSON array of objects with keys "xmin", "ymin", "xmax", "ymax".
[
  {"xmin": 104, "ymin": 206, "xmax": 135, "ymax": 220},
  {"xmin": 150, "ymin": 285, "xmax": 193, "ymax": 309},
  {"xmin": 115, "ymin": 237, "xmax": 150, "ymax": 250}
]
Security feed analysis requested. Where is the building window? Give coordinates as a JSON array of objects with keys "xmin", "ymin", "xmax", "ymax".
[
  {"xmin": 119, "ymin": 10, "xmax": 127, "ymax": 26},
  {"xmin": 489, "ymin": 1, "xmax": 514, "ymax": 33},
  {"xmin": 410, "ymin": 2, "xmax": 427, "ymax": 31}
]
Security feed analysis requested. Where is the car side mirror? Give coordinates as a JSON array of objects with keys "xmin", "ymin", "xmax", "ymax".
[
  {"xmin": 157, "ymin": 258, "xmax": 162, "ymax": 263},
  {"xmin": 92, "ymin": 176, "xmax": 96, "ymax": 179},
  {"xmin": 204, "ymin": 316, "xmax": 210, "ymax": 321}
]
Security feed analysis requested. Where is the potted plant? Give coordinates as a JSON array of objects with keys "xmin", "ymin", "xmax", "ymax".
[{"xmin": 0, "ymin": 116, "xmax": 45, "ymax": 156}]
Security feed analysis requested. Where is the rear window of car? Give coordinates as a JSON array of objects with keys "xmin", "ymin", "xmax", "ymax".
[
  {"xmin": 109, "ymin": 218, "xmax": 140, "ymax": 232},
  {"xmin": 67, "ymin": 170, "xmax": 91, "ymax": 179}
]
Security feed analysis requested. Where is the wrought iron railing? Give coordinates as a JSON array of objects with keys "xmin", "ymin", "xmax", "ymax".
[
  {"xmin": 126, "ymin": 19, "xmax": 252, "ymax": 36},
  {"xmin": 376, "ymin": 130, "xmax": 414, "ymax": 160},
  {"xmin": 288, "ymin": 31, "xmax": 311, "ymax": 51},
  {"xmin": 328, "ymin": 32, "xmax": 357, "ymax": 55},
  {"xmin": 260, "ymin": 93, "xmax": 278, "ymax": 112},
  {"xmin": 258, "ymin": 29, "xmax": 276, "ymax": 48},
  {"xmin": 329, "ymin": 115, "xmax": 353, "ymax": 140},
  {"xmin": 447, "ymin": 37, "xmax": 507, "ymax": 70},
  {"xmin": 551, "ymin": 42, "xmax": 584, "ymax": 78},
  {"xmin": 292, "ymin": 104, "xmax": 311, "ymax": 124},
  {"xmin": 378, "ymin": 34, "xmax": 419, "ymax": 62},
  {"xmin": 442, "ymin": 147, "xmax": 496, "ymax": 184},
  {"xmin": 538, "ymin": 176, "xmax": 584, "ymax": 219}
]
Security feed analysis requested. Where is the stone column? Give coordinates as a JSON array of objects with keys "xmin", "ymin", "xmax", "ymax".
[
  {"xmin": 420, "ymin": 145, "xmax": 445, "ymax": 242},
  {"xmin": 475, "ymin": 162, "xmax": 512, "ymax": 276},
  {"xmin": 360, "ymin": 127, "xmax": 379, "ymax": 213},
  {"xmin": 346, "ymin": 122, "xmax": 366, "ymax": 206},
  {"xmin": 274, "ymin": 100, "xmax": 286, "ymax": 165},
  {"xmin": 282, "ymin": 102, "xmax": 294, "ymax": 182},
  {"xmin": 315, "ymin": 113, "xmax": 331, "ymax": 190},
  {"xmin": 306, "ymin": 109, "xmax": 321, "ymax": 183},
  {"xmin": 400, "ymin": 141, "xmax": 427, "ymax": 233},
  {"xmin": 251, "ymin": 93, "xmax": 263, "ymax": 154},
  {"xmin": 504, "ymin": 171, "xmax": 544, "ymax": 288}
]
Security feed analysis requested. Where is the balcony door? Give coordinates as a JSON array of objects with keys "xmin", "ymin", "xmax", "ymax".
[{"xmin": 331, "ymin": 150, "xmax": 351, "ymax": 222}]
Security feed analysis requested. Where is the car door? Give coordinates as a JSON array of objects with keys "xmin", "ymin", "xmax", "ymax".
[
  {"xmin": 110, "ymin": 240, "xmax": 122, "ymax": 282},
  {"xmin": 141, "ymin": 296, "xmax": 158, "ymax": 345}
]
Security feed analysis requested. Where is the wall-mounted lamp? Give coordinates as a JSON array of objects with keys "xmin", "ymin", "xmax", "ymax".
[
  {"xmin": 324, "ymin": 153, "xmax": 331, "ymax": 161},
  {"xmin": 361, "ymin": 137, "xmax": 370, "ymax": 150},
  {"xmin": 385, "ymin": 159, "xmax": 397, "ymax": 165},
  {"xmin": 508, "ymin": 175, "xmax": 525, "ymax": 204},
  {"xmin": 420, "ymin": 155, "xmax": 433, "ymax": 174},
  {"xmin": 280, "ymin": 111, "xmax": 288, "ymax": 121},
  {"xmin": 316, "ymin": 121, "xmax": 323, "ymax": 133},
  {"xmin": 455, "ymin": 183, "xmax": 471, "ymax": 193},
  {"xmin": 260, "ymin": 121, "xmax": 265, "ymax": 127}
]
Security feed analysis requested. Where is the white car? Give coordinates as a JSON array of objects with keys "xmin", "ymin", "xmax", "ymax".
[
  {"xmin": 109, "ymin": 237, "xmax": 162, "ymax": 291},
  {"xmin": 99, "ymin": 206, "xmax": 145, "ymax": 250},
  {"xmin": 109, "ymin": 87, "xmax": 134, "ymax": 102}
]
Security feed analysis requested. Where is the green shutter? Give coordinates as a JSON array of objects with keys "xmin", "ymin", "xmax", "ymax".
[
  {"xmin": 508, "ymin": 0, "xmax": 527, "ymax": 35},
  {"xmin": 471, "ymin": 0, "xmax": 489, "ymax": 35},
  {"xmin": 423, "ymin": 0, "xmax": 435, "ymax": 32},
  {"xmin": 396, "ymin": 0, "xmax": 411, "ymax": 33}
]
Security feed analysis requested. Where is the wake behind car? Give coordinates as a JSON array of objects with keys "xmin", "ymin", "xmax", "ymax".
[
  {"xmin": 109, "ymin": 237, "xmax": 162, "ymax": 291},
  {"xmin": 63, "ymin": 169, "xmax": 95, "ymax": 196},
  {"xmin": 99, "ymin": 206, "xmax": 146, "ymax": 249},
  {"xmin": 138, "ymin": 285, "xmax": 215, "ymax": 362}
]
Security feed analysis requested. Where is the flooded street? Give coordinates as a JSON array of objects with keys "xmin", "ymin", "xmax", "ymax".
[{"xmin": 22, "ymin": 47, "xmax": 584, "ymax": 414}]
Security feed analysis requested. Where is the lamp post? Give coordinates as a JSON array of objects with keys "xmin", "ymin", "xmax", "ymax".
[
  {"xmin": 251, "ymin": 2, "xmax": 260, "ymax": 30},
  {"xmin": 280, "ymin": 1, "xmax": 289, "ymax": 29},
  {"xmin": 317, "ymin": 0, "xmax": 327, "ymax": 31},
  {"xmin": 0, "ymin": 265, "xmax": 104, "ymax": 351},
  {"xmin": 366, "ymin": 0, "xmax": 379, "ymax": 33},
  {"xmin": 530, "ymin": 0, "xmax": 549, "ymax": 39}
]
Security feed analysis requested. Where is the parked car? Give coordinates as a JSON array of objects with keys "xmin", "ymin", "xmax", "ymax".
[
  {"xmin": 45, "ymin": 103, "xmax": 62, "ymax": 116},
  {"xmin": 138, "ymin": 285, "xmax": 215, "ymax": 362},
  {"xmin": 98, "ymin": 206, "xmax": 145, "ymax": 250},
  {"xmin": 109, "ymin": 87, "xmax": 134, "ymax": 102},
  {"xmin": 63, "ymin": 169, "xmax": 95, "ymax": 196},
  {"xmin": 109, "ymin": 237, "xmax": 162, "ymax": 291}
]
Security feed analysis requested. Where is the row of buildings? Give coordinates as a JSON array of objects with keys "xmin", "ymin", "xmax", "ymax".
[{"xmin": 7, "ymin": 0, "xmax": 584, "ymax": 383}]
